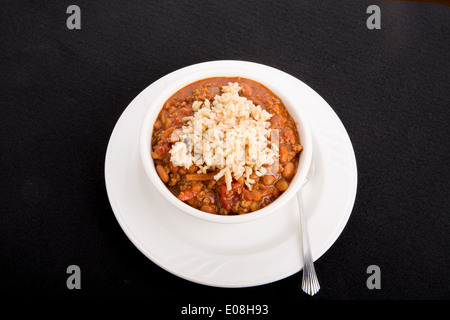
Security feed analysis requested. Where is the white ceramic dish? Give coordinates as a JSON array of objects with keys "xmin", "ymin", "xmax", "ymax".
[
  {"xmin": 104, "ymin": 60, "xmax": 358, "ymax": 287},
  {"xmin": 139, "ymin": 71, "xmax": 313, "ymax": 223}
]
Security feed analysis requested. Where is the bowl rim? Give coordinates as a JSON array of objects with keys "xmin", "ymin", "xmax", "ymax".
[{"xmin": 139, "ymin": 69, "xmax": 313, "ymax": 224}]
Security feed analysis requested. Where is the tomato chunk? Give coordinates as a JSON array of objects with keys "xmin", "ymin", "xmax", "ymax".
[
  {"xmin": 178, "ymin": 190, "xmax": 194, "ymax": 201},
  {"xmin": 219, "ymin": 184, "xmax": 232, "ymax": 211},
  {"xmin": 153, "ymin": 142, "xmax": 170, "ymax": 156},
  {"xmin": 219, "ymin": 182, "xmax": 242, "ymax": 211}
]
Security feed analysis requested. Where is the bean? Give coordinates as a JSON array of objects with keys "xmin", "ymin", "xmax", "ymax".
[
  {"xmin": 156, "ymin": 164, "xmax": 169, "ymax": 183},
  {"xmin": 160, "ymin": 111, "xmax": 167, "ymax": 125},
  {"xmin": 263, "ymin": 175, "xmax": 276, "ymax": 186},
  {"xmin": 292, "ymin": 144, "xmax": 303, "ymax": 153},
  {"xmin": 196, "ymin": 190, "xmax": 205, "ymax": 199},
  {"xmin": 164, "ymin": 117, "xmax": 172, "ymax": 129},
  {"xmin": 208, "ymin": 86, "xmax": 219, "ymax": 95},
  {"xmin": 168, "ymin": 173, "xmax": 180, "ymax": 186},
  {"xmin": 202, "ymin": 197, "xmax": 211, "ymax": 204},
  {"xmin": 169, "ymin": 163, "xmax": 178, "ymax": 173},
  {"xmin": 240, "ymin": 82, "xmax": 252, "ymax": 96},
  {"xmin": 188, "ymin": 165, "xmax": 198, "ymax": 173},
  {"xmin": 192, "ymin": 182, "xmax": 202, "ymax": 193},
  {"xmin": 275, "ymin": 179, "xmax": 289, "ymax": 191},
  {"xmin": 240, "ymin": 200, "xmax": 251, "ymax": 208},
  {"xmin": 268, "ymin": 162, "xmax": 280, "ymax": 174},
  {"xmin": 169, "ymin": 106, "xmax": 177, "ymax": 114},
  {"xmin": 153, "ymin": 120, "xmax": 162, "ymax": 130},
  {"xmin": 250, "ymin": 201, "xmax": 259, "ymax": 211},
  {"xmin": 179, "ymin": 107, "xmax": 191, "ymax": 115},
  {"xmin": 279, "ymin": 146, "xmax": 288, "ymax": 164},
  {"xmin": 250, "ymin": 172, "xmax": 259, "ymax": 180},
  {"xmin": 251, "ymin": 189, "xmax": 262, "ymax": 201},
  {"xmin": 207, "ymin": 180, "xmax": 216, "ymax": 188},
  {"xmin": 282, "ymin": 162, "xmax": 295, "ymax": 179},
  {"xmin": 270, "ymin": 113, "xmax": 286, "ymax": 127},
  {"xmin": 283, "ymin": 128, "xmax": 296, "ymax": 144},
  {"xmin": 151, "ymin": 151, "xmax": 162, "ymax": 160},
  {"xmin": 200, "ymin": 204, "xmax": 216, "ymax": 214},
  {"xmin": 243, "ymin": 189, "xmax": 253, "ymax": 201}
]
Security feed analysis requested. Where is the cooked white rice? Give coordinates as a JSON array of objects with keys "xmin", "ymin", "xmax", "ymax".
[{"xmin": 169, "ymin": 82, "xmax": 276, "ymax": 190}]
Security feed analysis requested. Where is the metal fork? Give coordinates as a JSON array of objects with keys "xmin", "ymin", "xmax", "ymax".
[{"xmin": 297, "ymin": 161, "xmax": 320, "ymax": 295}]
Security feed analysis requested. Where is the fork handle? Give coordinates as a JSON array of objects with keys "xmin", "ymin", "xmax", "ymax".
[
  {"xmin": 297, "ymin": 188, "xmax": 320, "ymax": 295},
  {"xmin": 297, "ymin": 188, "xmax": 312, "ymax": 258}
]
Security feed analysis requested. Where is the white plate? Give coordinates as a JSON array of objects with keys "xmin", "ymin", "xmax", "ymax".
[{"xmin": 104, "ymin": 60, "xmax": 358, "ymax": 288}]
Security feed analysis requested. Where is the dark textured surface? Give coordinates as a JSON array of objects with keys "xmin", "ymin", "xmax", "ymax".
[{"xmin": 1, "ymin": 0, "xmax": 449, "ymax": 305}]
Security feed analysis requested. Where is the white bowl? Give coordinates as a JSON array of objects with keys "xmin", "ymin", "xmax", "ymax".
[{"xmin": 140, "ymin": 63, "xmax": 313, "ymax": 224}]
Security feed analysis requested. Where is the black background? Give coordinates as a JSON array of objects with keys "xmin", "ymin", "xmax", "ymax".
[{"xmin": 1, "ymin": 0, "xmax": 449, "ymax": 308}]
